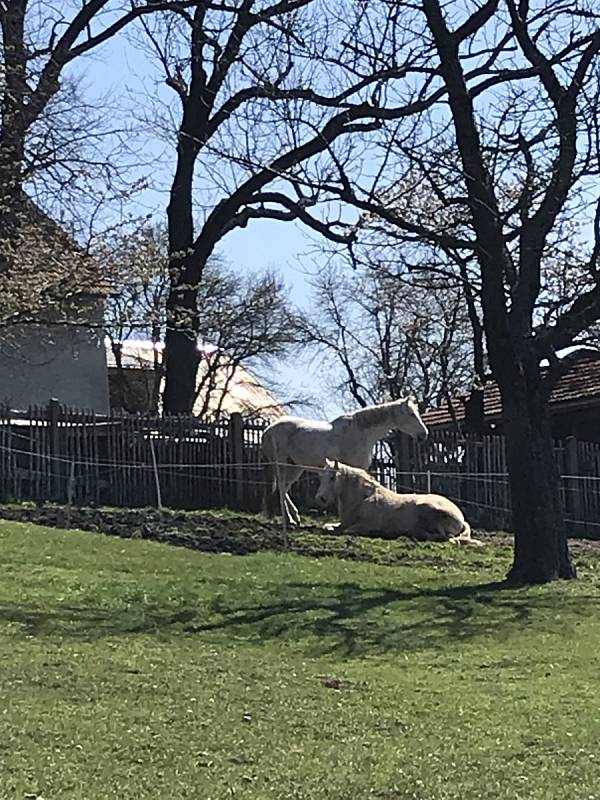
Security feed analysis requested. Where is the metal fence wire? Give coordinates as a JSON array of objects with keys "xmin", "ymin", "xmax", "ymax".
[{"xmin": 0, "ymin": 402, "xmax": 599, "ymax": 537}]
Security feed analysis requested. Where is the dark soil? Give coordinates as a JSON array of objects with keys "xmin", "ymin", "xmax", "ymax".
[
  {"xmin": 0, "ymin": 502, "xmax": 498, "ymax": 564},
  {"xmin": 0, "ymin": 504, "xmax": 299, "ymax": 556},
  {"xmin": 0, "ymin": 502, "xmax": 597, "ymax": 566}
]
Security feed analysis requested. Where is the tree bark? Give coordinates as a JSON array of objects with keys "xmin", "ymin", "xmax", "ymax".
[
  {"xmin": 163, "ymin": 138, "xmax": 204, "ymax": 414},
  {"xmin": 0, "ymin": 0, "xmax": 27, "ymax": 270},
  {"xmin": 163, "ymin": 287, "xmax": 200, "ymax": 414},
  {"xmin": 500, "ymin": 367, "xmax": 576, "ymax": 584}
]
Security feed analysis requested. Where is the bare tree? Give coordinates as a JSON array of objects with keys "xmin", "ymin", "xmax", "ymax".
[
  {"xmin": 103, "ymin": 225, "xmax": 302, "ymax": 416},
  {"xmin": 302, "ymin": 262, "xmax": 473, "ymax": 411},
  {"xmin": 0, "ymin": 0, "xmax": 192, "ymax": 313},
  {"xmin": 101, "ymin": 226, "xmax": 167, "ymax": 411},
  {"xmin": 313, "ymin": 1, "xmax": 600, "ymax": 583},
  {"xmin": 132, "ymin": 0, "xmax": 456, "ymax": 412}
]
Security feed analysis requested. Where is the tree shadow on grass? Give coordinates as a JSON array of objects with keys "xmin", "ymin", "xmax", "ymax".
[
  {"xmin": 186, "ymin": 579, "xmax": 600, "ymax": 657},
  {"xmin": 0, "ymin": 579, "xmax": 598, "ymax": 657},
  {"xmin": 0, "ymin": 603, "xmax": 198, "ymax": 639}
]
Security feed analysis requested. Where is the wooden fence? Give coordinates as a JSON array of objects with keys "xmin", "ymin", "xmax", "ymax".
[
  {"xmin": 0, "ymin": 402, "xmax": 269, "ymax": 512},
  {"xmin": 0, "ymin": 402, "xmax": 599, "ymax": 537}
]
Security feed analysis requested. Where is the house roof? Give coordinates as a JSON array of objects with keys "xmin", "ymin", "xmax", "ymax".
[
  {"xmin": 105, "ymin": 339, "xmax": 285, "ymax": 420},
  {"xmin": 3, "ymin": 196, "xmax": 111, "ymax": 307},
  {"xmin": 27, "ymin": 200, "xmax": 113, "ymax": 300},
  {"xmin": 422, "ymin": 348, "xmax": 600, "ymax": 428}
]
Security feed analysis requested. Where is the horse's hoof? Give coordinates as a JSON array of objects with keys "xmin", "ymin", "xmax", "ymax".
[{"xmin": 449, "ymin": 535, "xmax": 484, "ymax": 546}]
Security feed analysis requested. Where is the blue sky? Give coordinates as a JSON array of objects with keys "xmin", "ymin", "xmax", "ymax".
[
  {"xmin": 64, "ymin": 10, "xmax": 600, "ymax": 421},
  {"xmin": 74, "ymin": 32, "xmax": 344, "ymax": 417}
]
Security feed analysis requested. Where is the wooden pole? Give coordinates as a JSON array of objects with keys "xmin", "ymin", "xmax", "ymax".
[
  {"xmin": 230, "ymin": 412, "xmax": 245, "ymax": 510},
  {"xmin": 48, "ymin": 398, "xmax": 61, "ymax": 500},
  {"xmin": 66, "ymin": 461, "xmax": 75, "ymax": 528},
  {"xmin": 565, "ymin": 435, "xmax": 582, "ymax": 524}
]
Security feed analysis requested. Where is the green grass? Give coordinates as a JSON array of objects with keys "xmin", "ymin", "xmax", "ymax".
[{"xmin": 1, "ymin": 519, "xmax": 600, "ymax": 799}]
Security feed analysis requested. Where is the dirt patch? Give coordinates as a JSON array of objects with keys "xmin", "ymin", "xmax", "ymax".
[
  {"xmin": 0, "ymin": 503, "xmax": 598, "ymax": 565},
  {"xmin": 0, "ymin": 504, "xmax": 297, "ymax": 556},
  {"xmin": 0, "ymin": 502, "xmax": 459, "ymax": 565}
]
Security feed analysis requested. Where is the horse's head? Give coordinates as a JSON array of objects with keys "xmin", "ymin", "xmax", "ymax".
[
  {"xmin": 394, "ymin": 397, "xmax": 428, "ymax": 442},
  {"xmin": 315, "ymin": 459, "xmax": 339, "ymax": 508}
]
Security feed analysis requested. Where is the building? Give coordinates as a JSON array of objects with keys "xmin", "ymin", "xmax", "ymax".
[
  {"xmin": 0, "ymin": 200, "xmax": 110, "ymax": 413},
  {"xmin": 422, "ymin": 348, "xmax": 600, "ymax": 442},
  {"xmin": 106, "ymin": 339, "xmax": 284, "ymax": 420}
]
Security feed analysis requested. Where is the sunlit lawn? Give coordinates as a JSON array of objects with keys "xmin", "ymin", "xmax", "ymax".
[{"xmin": 1, "ymin": 518, "xmax": 600, "ymax": 799}]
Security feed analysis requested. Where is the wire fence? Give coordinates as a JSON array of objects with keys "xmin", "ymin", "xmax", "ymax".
[{"xmin": 0, "ymin": 402, "xmax": 599, "ymax": 537}]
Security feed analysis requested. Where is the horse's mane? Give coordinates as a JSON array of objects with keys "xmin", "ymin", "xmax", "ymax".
[
  {"xmin": 337, "ymin": 463, "xmax": 381, "ymax": 491},
  {"xmin": 349, "ymin": 399, "xmax": 408, "ymax": 431}
]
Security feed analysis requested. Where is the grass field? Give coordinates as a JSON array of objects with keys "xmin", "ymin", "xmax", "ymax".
[{"xmin": 1, "ymin": 517, "xmax": 600, "ymax": 799}]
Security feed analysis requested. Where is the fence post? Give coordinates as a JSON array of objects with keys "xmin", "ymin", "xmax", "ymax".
[
  {"xmin": 148, "ymin": 433, "xmax": 163, "ymax": 511},
  {"xmin": 48, "ymin": 398, "xmax": 61, "ymax": 500},
  {"xmin": 66, "ymin": 461, "xmax": 75, "ymax": 528},
  {"xmin": 230, "ymin": 413, "xmax": 245, "ymax": 509},
  {"xmin": 565, "ymin": 435, "xmax": 582, "ymax": 522}
]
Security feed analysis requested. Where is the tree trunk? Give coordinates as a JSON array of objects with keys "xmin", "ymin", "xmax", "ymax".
[
  {"xmin": 464, "ymin": 385, "xmax": 485, "ymax": 432},
  {"xmin": 163, "ymin": 315, "xmax": 201, "ymax": 414},
  {"xmin": 163, "ymin": 241, "xmax": 217, "ymax": 413},
  {"xmin": 0, "ymin": 0, "xmax": 27, "ymax": 270},
  {"xmin": 163, "ymin": 141, "xmax": 201, "ymax": 414},
  {"xmin": 500, "ymin": 372, "xmax": 576, "ymax": 584}
]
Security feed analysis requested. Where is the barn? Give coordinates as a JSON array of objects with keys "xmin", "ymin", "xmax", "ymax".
[{"xmin": 106, "ymin": 339, "xmax": 284, "ymax": 421}]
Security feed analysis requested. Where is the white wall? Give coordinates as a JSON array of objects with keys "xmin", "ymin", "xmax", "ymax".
[{"xmin": 0, "ymin": 298, "xmax": 109, "ymax": 413}]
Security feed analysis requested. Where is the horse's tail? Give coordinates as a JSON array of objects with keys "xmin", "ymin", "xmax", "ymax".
[{"xmin": 459, "ymin": 519, "xmax": 472, "ymax": 540}]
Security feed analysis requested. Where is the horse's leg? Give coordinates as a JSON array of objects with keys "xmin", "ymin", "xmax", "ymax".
[
  {"xmin": 323, "ymin": 521, "xmax": 341, "ymax": 532},
  {"xmin": 448, "ymin": 521, "xmax": 483, "ymax": 545},
  {"xmin": 271, "ymin": 440, "xmax": 290, "ymax": 545},
  {"xmin": 336, "ymin": 524, "xmax": 381, "ymax": 537},
  {"xmin": 270, "ymin": 459, "xmax": 312, "ymax": 529},
  {"xmin": 274, "ymin": 467, "xmax": 303, "ymax": 532},
  {"xmin": 284, "ymin": 494, "xmax": 301, "ymax": 526},
  {"xmin": 449, "ymin": 534, "xmax": 484, "ymax": 546},
  {"xmin": 262, "ymin": 459, "xmax": 279, "ymax": 518},
  {"xmin": 279, "ymin": 464, "xmax": 304, "ymax": 526},
  {"xmin": 408, "ymin": 523, "xmax": 450, "ymax": 541},
  {"xmin": 323, "ymin": 522, "xmax": 370, "ymax": 535},
  {"xmin": 285, "ymin": 476, "xmax": 302, "ymax": 525}
]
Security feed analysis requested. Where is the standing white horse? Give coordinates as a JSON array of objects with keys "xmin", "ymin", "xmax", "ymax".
[{"xmin": 261, "ymin": 398, "xmax": 428, "ymax": 526}]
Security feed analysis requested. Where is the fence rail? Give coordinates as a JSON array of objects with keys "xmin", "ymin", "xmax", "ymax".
[{"xmin": 1, "ymin": 402, "xmax": 599, "ymax": 537}]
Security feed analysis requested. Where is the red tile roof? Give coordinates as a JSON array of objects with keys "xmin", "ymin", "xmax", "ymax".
[{"xmin": 423, "ymin": 349, "xmax": 600, "ymax": 428}]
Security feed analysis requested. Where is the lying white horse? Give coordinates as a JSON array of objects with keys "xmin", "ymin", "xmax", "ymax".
[
  {"xmin": 262, "ymin": 398, "xmax": 428, "ymax": 527},
  {"xmin": 315, "ymin": 461, "xmax": 478, "ymax": 544}
]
